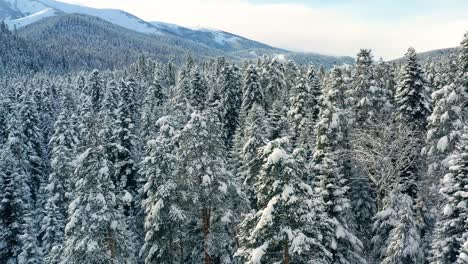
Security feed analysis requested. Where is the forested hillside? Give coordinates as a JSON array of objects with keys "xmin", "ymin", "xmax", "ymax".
[{"xmin": 0, "ymin": 19, "xmax": 467, "ymax": 264}]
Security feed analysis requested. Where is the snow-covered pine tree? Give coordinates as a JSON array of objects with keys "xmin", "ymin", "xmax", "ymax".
[
  {"xmin": 241, "ymin": 65, "xmax": 264, "ymax": 116},
  {"xmin": 288, "ymin": 77, "xmax": 314, "ymax": 154},
  {"xmin": 263, "ymin": 57, "xmax": 286, "ymax": 109},
  {"xmin": 237, "ymin": 138, "xmax": 333, "ymax": 264},
  {"xmin": 19, "ymin": 91, "xmax": 46, "ymax": 203},
  {"xmin": 395, "ymin": 47, "xmax": 432, "ymax": 133},
  {"xmin": 0, "ymin": 108, "xmax": 41, "ymax": 264},
  {"xmin": 189, "ymin": 67, "xmax": 208, "ymax": 110},
  {"xmin": 218, "ymin": 63, "xmax": 242, "ymax": 148},
  {"xmin": 18, "ymin": 211, "xmax": 43, "ymax": 264},
  {"xmin": 395, "ymin": 47, "xmax": 431, "ymax": 199},
  {"xmin": 141, "ymin": 116, "xmax": 186, "ymax": 264},
  {"xmin": 237, "ymin": 103, "xmax": 269, "ymax": 208},
  {"xmin": 267, "ymin": 100, "xmax": 290, "ymax": 142},
  {"xmin": 62, "ymin": 94, "xmax": 136, "ymax": 263},
  {"xmin": 177, "ymin": 108, "xmax": 235, "ymax": 264},
  {"xmin": 306, "ymin": 65, "xmax": 322, "ymax": 124},
  {"xmin": 140, "ymin": 77, "xmax": 166, "ymax": 142},
  {"xmin": 111, "ymin": 80, "xmax": 139, "ymax": 212},
  {"xmin": 380, "ymin": 192, "xmax": 423, "ymax": 264},
  {"xmin": 41, "ymin": 91, "xmax": 78, "ymax": 264},
  {"xmin": 425, "ymin": 81, "xmax": 466, "ymax": 191},
  {"xmin": 313, "ymin": 83, "xmax": 366, "ymax": 264},
  {"xmin": 430, "ymin": 126, "xmax": 468, "ymax": 264}
]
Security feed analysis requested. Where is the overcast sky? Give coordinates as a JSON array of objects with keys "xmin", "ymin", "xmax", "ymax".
[{"xmin": 63, "ymin": 0, "xmax": 468, "ymax": 60}]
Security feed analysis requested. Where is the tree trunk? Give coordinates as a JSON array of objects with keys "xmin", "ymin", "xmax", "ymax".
[
  {"xmin": 284, "ymin": 239, "xmax": 289, "ymax": 264},
  {"xmin": 108, "ymin": 227, "xmax": 116, "ymax": 263},
  {"xmin": 203, "ymin": 207, "xmax": 212, "ymax": 264}
]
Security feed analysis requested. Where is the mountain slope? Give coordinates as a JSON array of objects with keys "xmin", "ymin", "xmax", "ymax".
[
  {"xmin": 16, "ymin": 14, "xmax": 227, "ymax": 69},
  {"xmin": 2, "ymin": 0, "xmax": 163, "ymax": 34},
  {"xmin": 151, "ymin": 21, "xmax": 284, "ymax": 52}
]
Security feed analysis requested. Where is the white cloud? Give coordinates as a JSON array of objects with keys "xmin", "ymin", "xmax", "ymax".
[{"xmin": 62, "ymin": 0, "xmax": 468, "ymax": 60}]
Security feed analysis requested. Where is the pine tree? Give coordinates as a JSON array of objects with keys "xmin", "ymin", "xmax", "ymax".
[
  {"xmin": 62, "ymin": 95, "xmax": 136, "ymax": 263},
  {"xmin": 19, "ymin": 91, "xmax": 46, "ymax": 202},
  {"xmin": 425, "ymin": 82, "xmax": 466, "ymax": 189},
  {"xmin": 380, "ymin": 193, "xmax": 423, "ymax": 264},
  {"xmin": 141, "ymin": 78, "xmax": 166, "ymax": 142},
  {"xmin": 237, "ymin": 139, "xmax": 333, "ymax": 264},
  {"xmin": 306, "ymin": 65, "xmax": 322, "ymax": 123},
  {"xmin": 395, "ymin": 47, "xmax": 432, "ymax": 132},
  {"xmin": 395, "ymin": 47, "xmax": 431, "ymax": 199},
  {"xmin": 41, "ymin": 95, "xmax": 78, "ymax": 264},
  {"xmin": 111, "ymin": 80, "xmax": 139, "ymax": 210},
  {"xmin": 0, "ymin": 108, "xmax": 41, "ymax": 264},
  {"xmin": 430, "ymin": 126, "xmax": 468, "ymax": 264},
  {"xmin": 189, "ymin": 67, "xmax": 208, "ymax": 110},
  {"xmin": 218, "ymin": 64, "xmax": 242, "ymax": 148},
  {"xmin": 241, "ymin": 65, "xmax": 264, "ymax": 115},
  {"xmin": 263, "ymin": 57, "xmax": 286, "ymax": 109},
  {"xmin": 141, "ymin": 117, "xmax": 186, "ymax": 264},
  {"xmin": 237, "ymin": 103, "xmax": 269, "ymax": 208},
  {"xmin": 178, "ymin": 109, "xmax": 235, "ymax": 264},
  {"xmin": 288, "ymin": 77, "xmax": 314, "ymax": 154},
  {"xmin": 313, "ymin": 86, "xmax": 366, "ymax": 264}
]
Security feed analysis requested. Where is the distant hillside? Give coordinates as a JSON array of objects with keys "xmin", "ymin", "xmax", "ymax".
[
  {"xmin": 392, "ymin": 47, "xmax": 460, "ymax": 64},
  {"xmin": 17, "ymin": 14, "xmax": 226, "ymax": 70}
]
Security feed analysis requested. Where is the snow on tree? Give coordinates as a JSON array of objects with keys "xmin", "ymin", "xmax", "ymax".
[
  {"xmin": 237, "ymin": 138, "xmax": 333, "ymax": 264},
  {"xmin": 236, "ymin": 103, "xmax": 269, "ymax": 208},
  {"xmin": 0, "ymin": 108, "xmax": 41, "ymax": 264},
  {"xmin": 288, "ymin": 76, "xmax": 314, "ymax": 154},
  {"xmin": 430, "ymin": 126, "xmax": 468, "ymax": 264},
  {"xmin": 267, "ymin": 100, "xmax": 290, "ymax": 142},
  {"xmin": 241, "ymin": 65, "xmax": 265, "ymax": 116},
  {"xmin": 313, "ymin": 84, "xmax": 366, "ymax": 264},
  {"xmin": 141, "ymin": 117, "xmax": 186, "ymax": 264},
  {"xmin": 372, "ymin": 192, "xmax": 423, "ymax": 264},
  {"xmin": 263, "ymin": 57, "xmax": 286, "ymax": 109},
  {"xmin": 141, "ymin": 78, "xmax": 166, "ymax": 142},
  {"xmin": 177, "ymin": 108, "xmax": 235, "ymax": 263},
  {"xmin": 306, "ymin": 65, "xmax": 322, "ymax": 123},
  {"xmin": 62, "ymin": 91, "xmax": 136, "ymax": 263},
  {"xmin": 111, "ymin": 80, "xmax": 140, "ymax": 212},
  {"xmin": 19, "ymin": 90, "xmax": 46, "ymax": 203},
  {"xmin": 218, "ymin": 63, "xmax": 242, "ymax": 148},
  {"xmin": 424, "ymin": 81, "xmax": 466, "ymax": 203},
  {"xmin": 395, "ymin": 47, "xmax": 432, "ymax": 133},
  {"xmin": 41, "ymin": 92, "xmax": 78, "ymax": 264},
  {"xmin": 189, "ymin": 67, "xmax": 208, "ymax": 110}
]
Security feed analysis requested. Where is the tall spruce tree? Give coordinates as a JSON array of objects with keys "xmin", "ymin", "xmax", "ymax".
[
  {"xmin": 313, "ymin": 83, "xmax": 366, "ymax": 264},
  {"xmin": 178, "ymin": 109, "xmax": 235, "ymax": 264},
  {"xmin": 430, "ymin": 126, "xmax": 468, "ymax": 264},
  {"xmin": 62, "ymin": 94, "xmax": 136, "ymax": 263},
  {"xmin": 0, "ymin": 108, "xmax": 41, "ymax": 264},
  {"xmin": 237, "ymin": 138, "xmax": 333, "ymax": 264},
  {"xmin": 218, "ymin": 64, "xmax": 242, "ymax": 148},
  {"xmin": 41, "ymin": 92, "xmax": 78, "ymax": 264},
  {"xmin": 141, "ymin": 117, "xmax": 186, "ymax": 264}
]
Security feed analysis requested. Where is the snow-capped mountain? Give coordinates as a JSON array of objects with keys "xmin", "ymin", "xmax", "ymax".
[
  {"xmin": 2, "ymin": 0, "xmax": 163, "ymax": 34},
  {"xmin": 1, "ymin": 0, "xmax": 354, "ymax": 66},
  {"xmin": 150, "ymin": 21, "xmax": 281, "ymax": 52}
]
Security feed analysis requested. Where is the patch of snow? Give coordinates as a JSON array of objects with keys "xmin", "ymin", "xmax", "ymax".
[
  {"xmin": 251, "ymin": 242, "xmax": 269, "ymax": 264},
  {"xmin": 254, "ymin": 196, "xmax": 278, "ymax": 234},
  {"xmin": 436, "ymin": 136, "xmax": 449, "ymax": 152},
  {"xmin": 443, "ymin": 204, "xmax": 453, "ymax": 216},
  {"xmin": 6, "ymin": 8, "xmax": 59, "ymax": 29},
  {"xmin": 267, "ymin": 148, "xmax": 287, "ymax": 164}
]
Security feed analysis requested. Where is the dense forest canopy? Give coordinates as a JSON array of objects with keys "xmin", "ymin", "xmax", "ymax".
[{"xmin": 0, "ymin": 20, "xmax": 467, "ymax": 264}]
